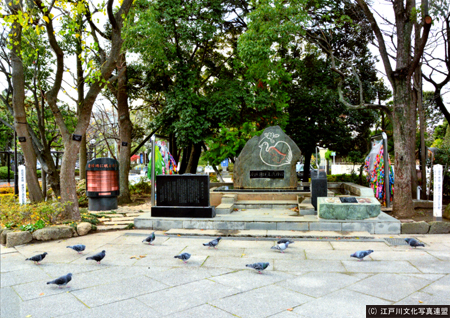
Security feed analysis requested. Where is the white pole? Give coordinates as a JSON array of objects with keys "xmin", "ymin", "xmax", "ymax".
[
  {"xmin": 433, "ymin": 164, "xmax": 443, "ymax": 221},
  {"xmin": 18, "ymin": 165, "xmax": 26, "ymax": 205}
]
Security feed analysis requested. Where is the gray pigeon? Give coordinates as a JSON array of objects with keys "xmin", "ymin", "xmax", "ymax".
[
  {"xmin": 350, "ymin": 250, "xmax": 374, "ymax": 261},
  {"xmin": 142, "ymin": 232, "xmax": 156, "ymax": 245},
  {"xmin": 203, "ymin": 237, "xmax": 222, "ymax": 249},
  {"xmin": 246, "ymin": 262, "xmax": 270, "ymax": 274},
  {"xmin": 25, "ymin": 252, "xmax": 48, "ymax": 265},
  {"xmin": 277, "ymin": 239, "xmax": 294, "ymax": 245},
  {"xmin": 405, "ymin": 238, "xmax": 425, "ymax": 249},
  {"xmin": 174, "ymin": 253, "xmax": 191, "ymax": 263},
  {"xmin": 67, "ymin": 245, "xmax": 86, "ymax": 254},
  {"xmin": 86, "ymin": 250, "xmax": 106, "ymax": 264},
  {"xmin": 47, "ymin": 273, "xmax": 72, "ymax": 288},
  {"xmin": 271, "ymin": 242, "xmax": 289, "ymax": 253}
]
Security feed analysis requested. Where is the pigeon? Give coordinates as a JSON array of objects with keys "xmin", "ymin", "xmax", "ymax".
[
  {"xmin": 174, "ymin": 253, "xmax": 191, "ymax": 263},
  {"xmin": 350, "ymin": 250, "xmax": 374, "ymax": 261},
  {"xmin": 67, "ymin": 244, "xmax": 86, "ymax": 254},
  {"xmin": 142, "ymin": 232, "xmax": 156, "ymax": 245},
  {"xmin": 271, "ymin": 242, "xmax": 289, "ymax": 253},
  {"xmin": 246, "ymin": 262, "xmax": 270, "ymax": 274},
  {"xmin": 25, "ymin": 252, "xmax": 47, "ymax": 265},
  {"xmin": 86, "ymin": 250, "xmax": 106, "ymax": 264},
  {"xmin": 405, "ymin": 238, "xmax": 425, "ymax": 249},
  {"xmin": 203, "ymin": 237, "xmax": 222, "ymax": 249},
  {"xmin": 277, "ymin": 239, "xmax": 294, "ymax": 245},
  {"xmin": 47, "ymin": 273, "xmax": 72, "ymax": 288}
]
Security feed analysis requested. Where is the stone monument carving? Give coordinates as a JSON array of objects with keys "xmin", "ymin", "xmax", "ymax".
[{"xmin": 234, "ymin": 126, "xmax": 301, "ymax": 189}]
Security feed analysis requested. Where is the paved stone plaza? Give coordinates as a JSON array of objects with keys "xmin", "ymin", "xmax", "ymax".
[{"xmin": 1, "ymin": 230, "xmax": 449, "ymax": 318}]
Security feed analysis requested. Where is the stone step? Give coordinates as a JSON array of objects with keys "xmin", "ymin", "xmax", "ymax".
[
  {"xmin": 216, "ymin": 203, "xmax": 234, "ymax": 214},
  {"xmin": 125, "ymin": 213, "xmax": 147, "ymax": 217},
  {"xmin": 133, "ymin": 211, "xmax": 401, "ymax": 234},
  {"xmin": 164, "ymin": 228, "xmax": 378, "ymax": 238},
  {"xmin": 298, "ymin": 203, "xmax": 314, "ymax": 210},
  {"xmin": 96, "ymin": 225, "xmax": 129, "ymax": 231},
  {"xmin": 97, "ymin": 214, "xmax": 124, "ymax": 218},
  {"xmin": 105, "ymin": 216, "xmax": 137, "ymax": 222},
  {"xmin": 103, "ymin": 220, "xmax": 136, "ymax": 225},
  {"xmin": 234, "ymin": 200, "xmax": 298, "ymax": 209},
  {"xmin": 299, "ymin": 208, "xmax": 316, "ymax": 216}
]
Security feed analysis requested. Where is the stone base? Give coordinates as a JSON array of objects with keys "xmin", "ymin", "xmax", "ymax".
[
  {"xmin": 151, "ymin": 206, "xmax": 216, "ymax": 218},
  {"xmin": 88, "ymin": 197, "xmax": 118, "ymax": 211},
  {"xmin": 134, "ymin": 212, "xmax": 400, "ymax": 234},
  {"xmin": 318, "ymin": 197, "xmax": 380, "ymax": 220}
]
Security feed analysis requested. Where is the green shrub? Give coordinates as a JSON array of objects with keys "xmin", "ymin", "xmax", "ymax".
[
  {"xmin": 327, "ymin": 173, "xmax": 369, "ymax": 187},
  {"xmin": 0, "ymin": 166, "xmax": 41, "ymax": 178},
  {"xmin": 0, "ymin": 196, "xmax": 69, "ymax": 229},
  {"xmin": 81, "ymin": 208, "xmax": 100, "ymax": 225},
  {"xmin": 129, "ymin": 179, "xmax": 151, "ymax": 195},
  {"xmin": 0, "ymin": 166, "xmax": 14, "ymax": 179}
]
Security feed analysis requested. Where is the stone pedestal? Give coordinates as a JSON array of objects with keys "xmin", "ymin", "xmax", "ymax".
[{"xmin": 317, "ymin": 197, "xmax": 381, "ymax": 220}]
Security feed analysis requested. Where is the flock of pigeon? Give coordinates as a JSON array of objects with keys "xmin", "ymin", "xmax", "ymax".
[{"xmin": 24, "ymin": 234, "xmax": 425, "ymax": 288}]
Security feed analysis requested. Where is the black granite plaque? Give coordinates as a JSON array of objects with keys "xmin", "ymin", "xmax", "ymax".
[
  {"xmin": 72, "ymin": 134, "xmax": 82, "ymax": 141},
  {"xmin": 121, "ymin": 141, "xmax": 128, "ymax": 146},
  {"xmin": 249, "ymin": 170, "xmax": 284, "ymax": 178},
  {"xmin": 18, "ymin": 137, "xmax": 26, "ymax": 142},
  {"xmin": 156, "ymin": 175, "xmax": 209, "ymax": 207},
  {"xmin": 339, "ymin": 197, "xmax": 358, "ymax": 203}
]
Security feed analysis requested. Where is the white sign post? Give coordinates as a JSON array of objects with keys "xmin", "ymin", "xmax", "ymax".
[
  {"xmin": 433, "ymin": 164, "xmax": 443, "ymax": 221},
  {"xmin": 18, "ymin": 165, "xmax": 27, "ymax": 205}
]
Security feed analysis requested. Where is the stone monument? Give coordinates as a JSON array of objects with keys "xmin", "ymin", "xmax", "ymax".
[
  {"xmin": 151, "ymin": 174, "xmax": 215, "ymax": 218},
  {"xmin": 234, "ymin": 126, "xmax": 301, "ymax": 189}
]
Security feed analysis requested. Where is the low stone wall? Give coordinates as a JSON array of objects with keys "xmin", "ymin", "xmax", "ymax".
[
  {"xmin": 402, "ymin": 221, "xmax": 450, "ymax": 234},
  {"xmin": 342, "ymin": 182, "xmax": 374, "ymax": 197},
  {"xmin": 0, "ymin": 222, "xmax": 93, "ymax": 248}
]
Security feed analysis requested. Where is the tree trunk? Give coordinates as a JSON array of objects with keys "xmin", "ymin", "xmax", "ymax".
[
  {"xmin": 187, "ymin": 143, "xmax": 202, "ymax": 174},
  {"xmin": 60, "ymin": 140, "xmax": 80, "ymax": 220},
  {"xmin": 179, "ymin": 145, "xmax": 191, "ymax": 174},
  {"xmin": 391, "ymin": 77, "xmax": 415, "ymax": 217},
  {"xmin": 410, "ymin": 87, "xmax": 418, "ymax": 200},
  {"xmin": 117, "ymin": 54, "xmax": 132, "ymax": 204},
  {"xmin": 77, "ymin": 18, "xmax": 87, "ymax": 180},
  {"xmin": 37, "ymin": 0, "xmax": 134, "ymax": 219},
  {"xmin": 169, "ymin": 133, "xmax": 179, "ymax": 163},
  {"xmin": 8, "ymin": 0, "xmax": 44, "ymax": 202},
  {"xmin": 303, "ymin": 150, "xmax": 312, "ymax": 182}
]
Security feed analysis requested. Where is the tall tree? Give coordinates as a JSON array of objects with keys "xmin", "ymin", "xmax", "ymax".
[
  {"xmin": 239, "ymin": 0, "xmax": 432, "ymax": 217},
  {"xmin": 6, "ymin": 0, "xmax": 43, "ymax": 202},
  {"xmin": 422, "ymin": 0, "xmax": 450, "ymax": 123},
  {"xmin": 353, "ymin": 0, "xmax": 432, "ymax": 217},
  {"xmin": 31, "ymin": 0, "xmax": 134, "ymax": 219},
  {"xmin": 125, "ymin": 0, "xmax": 288, "ymax": 172}
]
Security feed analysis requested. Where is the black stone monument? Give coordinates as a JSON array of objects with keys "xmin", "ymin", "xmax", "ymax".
[
  {"xmin": 311, "ymin": 169, "xmax": 328, "ymax": 211},
  {"xmin": 151, "ymin": 174, "xmax": 216, "ymax": 218}
]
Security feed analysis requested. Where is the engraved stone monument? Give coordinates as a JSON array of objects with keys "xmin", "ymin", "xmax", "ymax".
[
  {"xmin": 234, "ymin": 126, "xmax": 301, "ymax": 189},
  {"xmin": 151, "ymin": 174, "xmax": 216, "ymax": 218}
]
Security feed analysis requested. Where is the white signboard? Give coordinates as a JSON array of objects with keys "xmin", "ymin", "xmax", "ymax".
[
  {"xmin": 18, "ymin": 165, "xmax": 27, "ymax": 205},
  {"xmin": 433, "ymin": 164, "xmax": 443, "ymax": 220}
]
